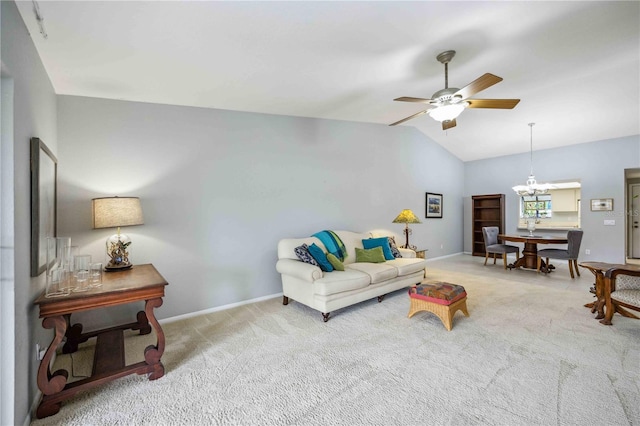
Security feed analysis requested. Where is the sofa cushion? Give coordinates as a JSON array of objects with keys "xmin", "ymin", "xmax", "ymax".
[
  {"xmin": 308, "ymin": 243, "xmax": 334, "ymax": 272},
  {"xmin": 327, "ymin": 253, "xmax": 345, "ymax": 271},
  {"xmin": 355, "ymin": 246, "xmax": 386, "ymax": 263},
  {"xmin": 362, "ymin": 237, "xmax": 394, "ymax": 260},
  {"xmin": 346, "ymin": 262, "xmax": 398, "ymax": 284},
  {"xmin": 385, "ymin": 258, "xmax": 426, "ymax": 276},
  {"xmin": 294, "ymin": 243, "xmax": 319, "ymax": 266},
  {"xmin": 313, "ymin": 270, "xmax": 371, "ymax": 296},
  {"xmin": 332, "ymin": 231, "xmax": 369, "ymax": 265}
]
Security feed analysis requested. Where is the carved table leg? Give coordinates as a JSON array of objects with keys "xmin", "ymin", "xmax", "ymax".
[
  {"xmin": 593, "ymin": 272, "xmax": 606, "ymax": 319},
  {"xmin": 133, "ymin": 310, "xmax": 152, "ymax": 335},
  {"xmin": 36, "ymin": 316, "xmax": 69, "ymax": 418},
  {"xmin": 62, "ymin": 313, "xmax": 83, "ymax": 354},
  {"xmin": 143, "ymin": 297, "xmax": 165, "ymax": 380}
]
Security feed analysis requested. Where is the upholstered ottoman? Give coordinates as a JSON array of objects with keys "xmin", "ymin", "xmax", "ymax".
[{"xmin": 408, "ymin": 282, "xmax": 469, "ymax": 331}]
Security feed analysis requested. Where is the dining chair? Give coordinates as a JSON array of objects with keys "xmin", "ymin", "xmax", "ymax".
[
  {"xmin": 482, "ymin": 227, "xmax": 520, "ymax": 269},
  {"xmin": 602, "ymin": 267, "xmax": 640, "ymax": 325},
  {"xmin": 536, "ymin": 229, "xmax": 583, "ymax": 278}
]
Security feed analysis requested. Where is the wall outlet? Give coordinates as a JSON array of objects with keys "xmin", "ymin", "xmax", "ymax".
[
  {"xmin": 585, "ymin": 249, "xmax": 591, "ymax": 255},
  {"xmin": 35, "ymin": 343, "xmax": 46, "ymax": 361},
  {"xmin": 604, "ymin": 219, "xmax": 616, "ymax": 226}
]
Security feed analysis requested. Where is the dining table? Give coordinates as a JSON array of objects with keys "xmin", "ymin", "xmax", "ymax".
[{"xmin": 498, "ymin": 233, "xmax": 569, "ymax": 272}]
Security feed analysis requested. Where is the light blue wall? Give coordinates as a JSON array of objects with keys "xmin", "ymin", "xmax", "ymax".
[
  {"xmin": 464, "ymin": 136, "xmax": 640, "ymax": 262},
  {"xmin": 1, "ymin": 1, "xmax": 58, "ymax": 423},
  {"xmin": 56, "ymin": 95, "xmax": 465, "ymax": 321}
]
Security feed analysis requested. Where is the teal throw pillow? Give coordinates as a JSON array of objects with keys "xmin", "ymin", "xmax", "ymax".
[
  {"xmin": 326, "ymin": 253, "xmax": 345, "ymax": 271},
  {"xmin": 355, "ymin": 246, "xmax": 386, "ymax": 263},
  {"xmin": 362, "ymin": 237, "xmax": 394, "ymax": 260},
  {"xmin": 307, "ymin": 243, "xmax": 334, "ymax": 272}
]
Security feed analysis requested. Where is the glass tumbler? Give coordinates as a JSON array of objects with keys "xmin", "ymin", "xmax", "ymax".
[
  {"xmin": 45, "ymin": 237, "xmax": 71, "ymax": 298},
  {"xmin": 73, "ymin": 254, "xmax": 92, "ymax": 292},
  {"xmin": 89, "ymin": 262, "xmax": 103, "ymax": 287}
]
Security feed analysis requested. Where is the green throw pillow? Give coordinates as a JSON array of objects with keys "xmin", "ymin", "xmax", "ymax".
[
  {"xmin": 326, "ymin": 253, "xmax": 345, "ymax": 271},
  {"xmin": 355, "ymin": 246, "xmax": 386, "ymax": 263}
]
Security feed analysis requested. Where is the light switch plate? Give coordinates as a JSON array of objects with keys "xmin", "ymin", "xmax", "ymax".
[{"xmin": 604, "ymin": 219, "xmax": 616, "ymax": 226}]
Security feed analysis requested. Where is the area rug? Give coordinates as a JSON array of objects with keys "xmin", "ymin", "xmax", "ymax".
[{"xmin": 31, "ymin": 267, "xmax": 640, "ymax": 425}]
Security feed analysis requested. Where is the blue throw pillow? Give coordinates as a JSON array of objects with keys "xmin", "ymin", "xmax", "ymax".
[
  {"xmin": 362, "ymin": 237, "xmax": 394, "ymax": 261},
  {"xmin": 307, "ymin": 243, "xmax": 334, "ymax": 272}
]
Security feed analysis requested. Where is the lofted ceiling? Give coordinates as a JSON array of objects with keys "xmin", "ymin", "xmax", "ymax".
[{"xmin": 15, "ymin": 1, "xmax": 640, "ymax": 161}]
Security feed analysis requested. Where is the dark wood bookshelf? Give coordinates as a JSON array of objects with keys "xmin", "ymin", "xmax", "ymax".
[{"xmin": 472, "ymin": 194, "xmax": 506, "ymax": 257}]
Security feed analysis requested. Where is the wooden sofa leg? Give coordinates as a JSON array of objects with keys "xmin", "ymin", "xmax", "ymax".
[
  {"xmin": 378, "ymin": 295, "xmax": 386, "ymax": 303},
  {"xmin": 282, "ymin": 296, "xmax": 289, "ymax": 305},
  {"xmin": 322, "ymin": 313, "xmax": 330, "ymax": 322}
]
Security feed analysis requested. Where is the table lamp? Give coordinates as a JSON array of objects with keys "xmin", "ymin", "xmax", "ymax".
[
  {"xmin": 92, "ymin": 196, "xmax": 144, "ymax": 271},
  {"xmin": 392, "ymin": 209, "xmax": 422, "ymax": 249}
]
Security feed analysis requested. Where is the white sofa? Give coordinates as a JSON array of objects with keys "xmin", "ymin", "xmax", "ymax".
[{"xmin": 276, "ymin": 230, "xmax": 427, "ymax": 321}]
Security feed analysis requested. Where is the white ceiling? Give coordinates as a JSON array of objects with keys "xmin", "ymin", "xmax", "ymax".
[{"xmin": 15, "ymin": 1, "xmax": 640, "ymax": 161}]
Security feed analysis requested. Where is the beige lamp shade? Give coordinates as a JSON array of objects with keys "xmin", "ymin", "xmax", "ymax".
[
  {"xmin": 392, "ymin": 209, "xmax": 422, "ymax": 224},
  {"xmin": 92, "ymin": 197, "xmax": 144, "ymax": 229}
]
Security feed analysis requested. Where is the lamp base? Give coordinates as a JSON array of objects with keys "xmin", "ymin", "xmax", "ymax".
[{"xmin": 105, "ymin": 263, "xmax": 133, "ymax": 272}]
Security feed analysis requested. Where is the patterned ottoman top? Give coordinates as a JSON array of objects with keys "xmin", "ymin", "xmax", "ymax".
[{"xmin": 409, "ymin": 282, "xmax": 467, "ymax": 306}]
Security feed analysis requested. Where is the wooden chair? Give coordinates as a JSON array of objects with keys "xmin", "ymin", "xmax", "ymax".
[
  {"xmin": 601, "ymin": 267, "xmax": 640, "ymax": 325},
  {"xmin": 537, "ymin": 229, "xmax": 583, "ymax": 278},
  {"xmin": 482, "ymin": 227, "xmax": 519, "ymax": 269}
]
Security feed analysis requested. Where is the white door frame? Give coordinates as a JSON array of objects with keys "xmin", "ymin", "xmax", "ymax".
[{"xmin": 1, "ymin": 73, "xmax": 16, "ymax": 426}]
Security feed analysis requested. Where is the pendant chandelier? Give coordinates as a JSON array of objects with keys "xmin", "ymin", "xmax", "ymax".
[{"xmin": 512, "ymin": 123, "xmax": 553, "ymax": 196}]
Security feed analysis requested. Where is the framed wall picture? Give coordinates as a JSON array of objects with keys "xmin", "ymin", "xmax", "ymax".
[
  {"xmin": 425, "ymin": 192, "xmax": 443, "ymax": 219},
  {"xmin": 590, "ymin": 198, "xmax": 613, "ymax": 211},
  {"xmin": 31, "ymin": 137, "xmax": 58, "ymax": 277}
]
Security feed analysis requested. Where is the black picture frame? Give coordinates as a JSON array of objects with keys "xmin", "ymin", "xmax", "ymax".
[
  {"xmin": 30, "ymin": 137, "xmax": 57, "ymax": 277},
  {"xmin": 425, "ymin": 192, "xmax": 443, "ymax": 219}
]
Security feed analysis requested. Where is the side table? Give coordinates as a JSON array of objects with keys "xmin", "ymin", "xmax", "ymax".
[
  {"xmin": 33, "ymin": 263, "xmax": 168, "ymax": 418},
  {"xmin": 415, "ymin": 248, "xmax": 428, "ymax": 259},
  {"xmin": 578, "ymin": 261, "xmax": 630, "ymax": 320}
]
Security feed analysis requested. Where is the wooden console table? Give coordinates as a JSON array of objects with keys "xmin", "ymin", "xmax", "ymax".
[{"xmin": 33, "ymin": 263, "xmax": 168, "ymax": 418}]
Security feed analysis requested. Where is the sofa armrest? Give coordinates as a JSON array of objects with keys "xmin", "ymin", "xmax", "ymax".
[
  {"xmin": 399, "ymin": 248, "xmax": 416, "ymax": 258},
  {"xmin": 276, "ymin": 258, "xmax": 323, "ymax": 282}
]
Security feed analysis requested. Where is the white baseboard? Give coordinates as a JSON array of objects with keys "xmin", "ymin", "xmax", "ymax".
[
  {"xmin": 160, "ymin": 293, "xmax": 283, "ymax": 324},
  {"xmin": 425, "ymin": 252, "xmax": 465, "ymax": 261}
]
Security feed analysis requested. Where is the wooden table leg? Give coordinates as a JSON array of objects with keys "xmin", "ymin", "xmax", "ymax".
[
  {"xmin": 583, "ymin": 269, "xmax": 606, "ymax": 320},
  {"xmin": 36, "ymin": 316, "xmax": 69, "ymax": 418},
  {"xmin": 143, "ymin": 297, "xmax": 165, "ymax": 380},
  {"xmin": 508, "ymin": 242, "xmax": 540, "ymax": 270}
]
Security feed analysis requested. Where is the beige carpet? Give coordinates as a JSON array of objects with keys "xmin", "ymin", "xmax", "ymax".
[{"xmin": 31, "ymin": 256, "xmax": 640, "ymax": 425}]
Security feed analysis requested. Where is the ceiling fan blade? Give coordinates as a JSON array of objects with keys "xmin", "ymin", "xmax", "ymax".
[
  {"xmin": 466, "ymin": 99, "xmax": 520, "ymax": 109},
  {"xmin": 389, "ymin": 110, "xmax": 429, "ymax": 126},
  {"xmin": 394, "ymin": 96, "xmax": 433, "ymax": 104},
  {"xmin": 442, "ymin": 119, "xmax": 457, "ymax": 130},
  {"xmin": 454, "ymin": 73, "xmax": 503, "ymax": 100}
]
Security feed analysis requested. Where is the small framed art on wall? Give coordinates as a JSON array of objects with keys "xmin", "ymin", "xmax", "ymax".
[{"xmin": 426, "ymin": 192, "xmax": 443, "ymax": 218}]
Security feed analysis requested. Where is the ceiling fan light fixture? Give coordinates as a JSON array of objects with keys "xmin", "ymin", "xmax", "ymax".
[{"xmin": 429, "ymin": 103, "xmax": 466, "ymax": 122}]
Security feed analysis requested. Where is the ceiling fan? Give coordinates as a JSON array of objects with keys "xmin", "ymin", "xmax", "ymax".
[{"xmin": 389, "ymin": 50, "xmax": 520, "ymax": 130}]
